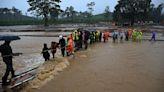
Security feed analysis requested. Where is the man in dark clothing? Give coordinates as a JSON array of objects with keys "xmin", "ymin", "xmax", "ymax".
[
  {"xmin": 0, "ymin": 41, "xmax": 15, "ymax": 86},
  {"xmin": 84, "ymin": 31, "xmax": 90, "ymax": 49},
  {"xmin": 59, "ymin": 35, "xmax": 66, "ymax": 57},
  {"xmin": 78, "ymin": 31, "xmax": 83, "ymax": 49},
  {"xmin": 42, "ymin": 43, "xmax": 50, "ymax": 61},
  {"xmin": 99, "ymin": 32, "xmax": 102, "ymax": 42},
  {"xmin": 125, "ymin": 31, "xmax": 129, "ymax": 41}
]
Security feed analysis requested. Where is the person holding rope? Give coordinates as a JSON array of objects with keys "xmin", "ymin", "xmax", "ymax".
[
  {"xmin": 0, "ymin": 41, "xmax": 15, "ymax": 86},
  {"xmin": 51, "ymin": 41, "xmax": 59, "ymax": 58},
  {"xmin": 59, "ymin": 35, "xmax": 66, "ymax": 57},
  {"xmin": 41, "ymin": 43, "xmax": 50, "ymax": 61}
]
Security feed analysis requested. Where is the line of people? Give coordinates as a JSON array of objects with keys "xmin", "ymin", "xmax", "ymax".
[
  {"xmin": 42, "ymin": 28, "xmax": 157, "ymax": 61},
  {"xmin": 112, "ymin": 29, "xmax": 156, "ymax": 43},
  {"xmin": 112, "ymin": 29, "xmax": 143, "ymax": 43},
  {"xmin": 41, "ymin": 28, "xmax": 110, "ymax": 61}
]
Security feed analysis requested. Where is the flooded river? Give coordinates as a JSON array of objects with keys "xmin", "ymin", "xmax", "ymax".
[
  {"xmin": 32, "ymin": 40, "xmax": 164, "ymax": 92},
  {"xmin": 0, "ymin": 32, "xmax": 164, "ymax": 92},
  {"xmin": 0, "ymin": 36, "xmax": 61, "ymax": 77}
]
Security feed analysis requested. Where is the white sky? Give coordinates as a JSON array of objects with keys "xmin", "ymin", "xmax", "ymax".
[{"xmin": 0, "ymin": 0, "xmax": 163, "ymax": 16}]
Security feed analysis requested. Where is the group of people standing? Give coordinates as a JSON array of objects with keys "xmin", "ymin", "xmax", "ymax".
[
  {"xmin": 42, "ymin": 28, "xmax": 111, "ymax": 61},
  {"xmin": 112, "ymin": 29, "xmax": 157, "ymax": 43},
  {"xmin": 42, "ymin": 36, "xmax": 65, "ymax": 61},
  {"xmin": 112, "ymin": 29, "xmax": 143, "ymax": 43},
  {"xmin": 42, "ymin": 28, "xmax": 157, "ymax": 61}
]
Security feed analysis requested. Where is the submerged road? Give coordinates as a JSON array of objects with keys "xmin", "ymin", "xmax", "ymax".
[{"xmin": 33, "ymin": 40, "xmax": 164, "ymax": 92}]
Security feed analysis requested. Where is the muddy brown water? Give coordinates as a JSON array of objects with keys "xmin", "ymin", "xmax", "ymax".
[
  {"xmin": 0, "ymin": 32, "xmax": 164, "ymax": 92},
  {"xmin": 0, "ymin": 36, "xmax": 61, "ymax": 78},
  {"xmin": 31, "ymin": 40, "xmax": 164, "ymax": 92}
]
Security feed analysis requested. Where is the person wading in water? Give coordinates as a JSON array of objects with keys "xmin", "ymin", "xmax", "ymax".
[{"xmin": 0, "ymin": 41, "xmax": 15, "ymax": 86}]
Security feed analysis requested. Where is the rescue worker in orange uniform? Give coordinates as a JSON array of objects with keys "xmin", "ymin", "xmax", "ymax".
[
  {"xmin": 66, "ymin": 34, "xmax": 74, "ymax": 56},
  {"xmin": 103, "ymin": 31, "xmax": 109, "ymax": 43}
]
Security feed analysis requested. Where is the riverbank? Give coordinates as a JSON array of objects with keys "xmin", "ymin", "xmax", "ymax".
[{"xmin": 0, "ymin": 24, "xmax": 163, "ymax": 32}]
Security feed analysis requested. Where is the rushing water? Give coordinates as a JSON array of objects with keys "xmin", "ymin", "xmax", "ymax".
[
  {"xmin": 32, "ymin": 40, "xmax": 164, "ymax": 92},
  {"xmin": 0, "ymin": 32, "xmax": 164, "ymax": 92},
  {"xmin": 0, "ymin": 36, "xmax": 61, "ymax": 77}
]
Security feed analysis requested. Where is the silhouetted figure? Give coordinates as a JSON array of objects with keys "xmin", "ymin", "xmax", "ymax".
[
  {"xmin": 99, "ymin": 32, "xmax": 102, "ymax": 42},
  {"xmin": 42, "ymin": 43, "xmax": 50, "ymax": 61},
  {"xmin": 120, "ymin": 31, "xmax": 124, "ymax": 42},
  {"xmin": 150, "ymin": 31, "xmax": 156, "ymax": 41},
  {"xmin": 51, "ymin": 42, "xmax": 59, "ymax": 58},
  {"xmin": 78, "ymin": 31, "xmax": 83, "ymax": 49},
  {"xmin": 59, "ymin": 35, "xmax": 66, "ymax": 57},
  {"xmin": 0, "ymin": 41, "xmax": 15, "ymax": 86},
  {"xmin": 84, "ymin": 31, "xmax": 90, "ymax": 49},
  {"xmin": 112, "ymin": 31, "xmax": 116, "ymax": 43},
  {"xmin": 125, "ymin": 31, "xmax": 129, "ymax": 41}
]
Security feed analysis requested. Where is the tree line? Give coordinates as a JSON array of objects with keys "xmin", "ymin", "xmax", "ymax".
[
  {"xmin": 0, "ymin": 0, "xmax": 163, "ymax": 26},
  {"xmin": 0, "ymin": 6, "xmax": 22, "ymax": 16},
  {"xmin": 27, "ymin": 0, "xmax": 112, "ymax": 26},
  {"xmin": 113, "ymin": 0, "xmax": 164, "ymax": 26}
]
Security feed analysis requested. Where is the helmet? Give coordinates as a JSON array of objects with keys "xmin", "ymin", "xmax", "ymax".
[
  {"xmin": 74, "ymin": 30, "xmax": 78, "ymax": 32},
  {"xmin": 59, "ymin": 35, "xmax": 63, "ymax": 39}
]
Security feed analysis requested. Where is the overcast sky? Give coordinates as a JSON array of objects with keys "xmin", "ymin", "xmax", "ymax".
[{"xmin": 0, "ymin": 0, "xmax": 163, "ymax": 16}]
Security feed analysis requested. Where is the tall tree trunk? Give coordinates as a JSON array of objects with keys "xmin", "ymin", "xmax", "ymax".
[
  {"xmin": 130, "ymin": 14, "xmax": 135, "ymax": 26},
  {"xmin": 131, "ymin": 19, "xmax": 134, "ymax": 26},
  {"xmin": 44, "ymin": 14, "xmax": 48, "ymax": 27},
  {"xmin": 71, "ymin": 16, "xmax": 73, "ymax": 22}
]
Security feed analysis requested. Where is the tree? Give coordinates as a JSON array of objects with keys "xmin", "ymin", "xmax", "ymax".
[
  {"xmin": 104, "ymin": 6, "xmax": 111, "ymax": 20},
  {"xmin": 69, "ymin": 6, "xmax": 76, "ymax": 21},
  {"xmin": 62, "ymin": 6, "xmax": 77, "ymax": 21},
  {"xmin": 148, "ymin": 3, "xmax": 164, "ymax": 23},
  {"xmin": 64, "ymin": 7, "xmax": 70, "ymax": 18},
  {"xmin": 50, "ymin": 8, "xmax": 63, "ymax": 20},
  {"xmin": 87, "ymin": 2, "xmax": 95, "ymax": 18},
  {"xmin": 113, "ymin": 0, "xmax": 152, "ymax": 26},
  {"xmin": 12, "ymin": 6, "xmax": 22, "ymax": 15},
  {"xmin": 154, "ymin": 3, "xmax": 164, "ymax": 23},
  {"xmin": 0, "ymin": 7, "xmax": 22, "ymax": 16},
  {"xmin": 27, "ymin": 0, "xmax": 61, "ymax": 26}
]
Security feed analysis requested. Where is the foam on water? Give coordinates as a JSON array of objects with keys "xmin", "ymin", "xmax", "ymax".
[
  {"xmin": 0, "ymin": 54, "xmax": 44, "ymax": 78},
  {"xmin": 22, "ymin": 57, "xmax": 70, "ymax": 92}
]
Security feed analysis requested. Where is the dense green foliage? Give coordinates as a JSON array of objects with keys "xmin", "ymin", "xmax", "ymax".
[
  {"xmin": 148, "ymin": 3, "xmax": 164, "ymax": 23},
  {"xmin": 104, "ymin": 6, "xmax": 111, "ymax": 21},
  {"xmin": 113, "ymin": 0, "xmax": 152, "ymax": 26},
  {"xmin": 1, "ymin": 0, "xmax": 163, "ymax": 26},
  {"xmin": 0, "ymin": 7, "xmax": 40, "ymax": 26},
  {"xmin": 113, "ymin": 0, "xmax": 164, "ymax": 26},
  {"xmin": 0, "ymin": 6, "xmax": 113, "ymax": 26}
]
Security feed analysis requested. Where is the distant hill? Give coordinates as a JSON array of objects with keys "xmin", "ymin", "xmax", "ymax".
[
  {"xmin": 0, "ymin": 14, "xmax": 41, "ymax": 26},
  {"xmin": 0, "ymin": 14, "xmax": 37, "ymax": 21},
  {"xmin": 58, "ymin": 12, "xmax": 113, "ymax": 23},
  {"xmin": 0, "ymin": 12, "xmax": 113, "ymax": 26},
  {"xmin": 92, "ymin": 13, "xmax": 112, "ymax": 21},
  {"xmin": 0, "ymin": 7, "xmax": 42, "ymax": 25}
]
